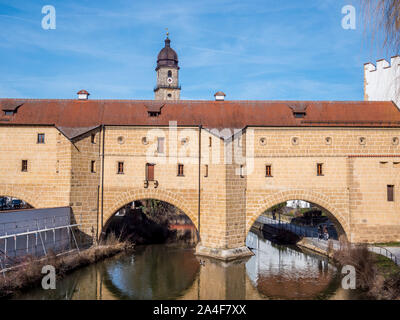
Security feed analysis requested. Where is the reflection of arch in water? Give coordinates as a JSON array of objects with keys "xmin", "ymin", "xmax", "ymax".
[
  {"xmin": 245, "ymin": 231, "xmax": 340, "ymax": 299},
  {"xmin": 101, "ymin": 245, "xmax": 200, "ymax": 300}
]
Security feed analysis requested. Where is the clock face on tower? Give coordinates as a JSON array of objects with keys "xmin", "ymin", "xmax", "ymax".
[{"xmin": 167, "ymin": 77, "xmax": 173, "ymax": 84}]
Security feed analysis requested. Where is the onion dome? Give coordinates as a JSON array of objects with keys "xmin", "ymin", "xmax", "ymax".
[{"xmin": 156, "ymin": 36, "xmax": 179, "ymax": 70}]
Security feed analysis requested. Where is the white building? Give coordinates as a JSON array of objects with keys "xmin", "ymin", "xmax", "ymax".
[
  {"xmin": 286, "ymin": 200, "xmax": 311, "ymax": 209},
  {"xmin": 364, "ymin": 56, "xmax": 400, "ymax": 108}
]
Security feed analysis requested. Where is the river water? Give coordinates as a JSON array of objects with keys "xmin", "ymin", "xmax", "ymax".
[{"xmin": 12, "ymin": 230, "xmax": 364, "ymax": 300}]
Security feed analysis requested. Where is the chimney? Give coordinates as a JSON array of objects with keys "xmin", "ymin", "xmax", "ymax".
[
  {"xmin": 214, "ymin": 91, "xmax": 226, "ymax": 101},
  {"xmin": 77, "ymin": 90, "xmax": 90, "ymax": 100}
]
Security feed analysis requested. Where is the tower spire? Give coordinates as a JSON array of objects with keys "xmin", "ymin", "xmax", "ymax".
[
  {"xmin": 165, "ymin": 28, "xmax": 171, "ymax": 47},
  {"xmin": 154, "ymin": 32, "xmax": 180, "ymax": 100}
]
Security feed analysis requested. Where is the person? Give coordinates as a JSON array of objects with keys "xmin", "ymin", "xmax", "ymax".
[
  {"xmin": 318, "ymin": 225, "xmax": 323, "ymax": 239},
  {"xmin": 272, "ymin": 211, "xmax": 276, "ymax": 220},
  {"xmin": 323, "ymin": 226, "xmax": 329, "ymax": 240}
]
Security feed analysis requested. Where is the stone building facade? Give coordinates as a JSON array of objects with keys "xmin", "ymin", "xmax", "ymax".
[{"xmin": 0, "ymin": 37, "xmax": 400, "ymax": 260}]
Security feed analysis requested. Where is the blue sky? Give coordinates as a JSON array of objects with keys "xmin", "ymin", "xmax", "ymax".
[{"xmin": 0, "ymin": 0, "xmax": 394, "ymax": 100}]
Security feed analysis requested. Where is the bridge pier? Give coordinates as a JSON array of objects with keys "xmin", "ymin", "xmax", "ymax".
[{"xmin": 195, "ymin": 244, "xmax": 254, "ymax": 261}]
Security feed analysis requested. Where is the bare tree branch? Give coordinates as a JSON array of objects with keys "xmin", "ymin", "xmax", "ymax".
[{"xmin": 361, "ymin": 0, "xmax": 400, "ymax": 53}]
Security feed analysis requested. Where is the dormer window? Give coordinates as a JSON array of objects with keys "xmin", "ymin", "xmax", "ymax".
[
  {"xmin": 1, "ymin": 101, "xmax": 24, "ymax": 116},
  {"xmin": 288, "ymin": 104, "xmax": 308, "ymax": 119},
  {"xmin": 293, "ymin": 112, "xmax": 306, "ymax": 118},
  {"xmin": 149, "ymin": 111, "xmax": 160, "ymax": 117},
  {"xmin": 145, "ymin": 102, "xmax": 165, "ymax": 118}
]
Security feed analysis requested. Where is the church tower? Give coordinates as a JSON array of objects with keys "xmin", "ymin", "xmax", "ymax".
[{"xmin": 154, "ymin": 33, "xmax": 181, "ymax": 100}]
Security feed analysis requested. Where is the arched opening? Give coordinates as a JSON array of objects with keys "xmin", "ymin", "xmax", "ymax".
[
  {"xmin": 167, "ymin": 70, "xmax": 172, "ymax": 77},
  {"xmin": 0, "ymin": 196, "xmax": 33, "ymax": 211},
  {"xmin": 247, "ymin": 199, "xmax": 346, "ymax": 244},
  {"xmin": 103, "ymin": 199, "xmax": 199, "ymax": 246},
  {"xmin": 245, "ymin": 199, "xmax": 349, "ymax": 299}
]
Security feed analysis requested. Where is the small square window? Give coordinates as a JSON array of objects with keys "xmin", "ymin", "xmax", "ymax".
[
  {"xmin": 177, "ymin": 164, "xmax": 184, "ymax": 176},
  {"xmin": 204, "ymin": 164, "xmax": 208, "ymax": 178},
  {"xmin": 21, "ymin": 160, "xmax": 28, "ymax": 172},
  {"xmin": 117, "ymin": 162, "xmax": 124, "ymax": 174},
  {"xmin": 4, "ymin": 111, "xmax": 14, "ymax": 116},
  {"xmin": 37, "ymin": 133, "xmax": 45, "ymax": 144}
]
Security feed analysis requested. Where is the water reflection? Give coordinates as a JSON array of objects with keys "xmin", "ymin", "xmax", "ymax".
[
  {"xmin": 12, "ymin": 232, "xmax": 364, "ymax": 300},
  {"xmin": 102, "ymin": 245, "xmax": 199, "ymax": 299},
  {"xmin": 246, "ymin": 231, "xmax": 337, "ymax": 299}
]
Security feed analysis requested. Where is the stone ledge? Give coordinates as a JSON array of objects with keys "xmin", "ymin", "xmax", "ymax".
[{"xmin": 195, "ymin": 244, "xmax": 254, "ymax": 261}]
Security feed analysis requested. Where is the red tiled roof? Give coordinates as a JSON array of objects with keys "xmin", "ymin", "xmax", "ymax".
[
  {"xmin": 77, "ymin": 90, "xmax": 90, "ymax": 95},
  {"xmin": 0, "ymin": 99, "xmax": 399, "ymax": 139},
  {"xmin": 214, "ymin": 91, "xmax": 226, "ymax": 96}
]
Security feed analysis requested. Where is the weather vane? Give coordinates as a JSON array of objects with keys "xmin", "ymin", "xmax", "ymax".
[{"xmin": 165, "ymin": 28, "xmax": 169, "ymax": 37}]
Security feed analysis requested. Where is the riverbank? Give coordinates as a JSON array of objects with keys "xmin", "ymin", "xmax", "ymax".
[
  {"xmin": 0, "ymin": 237, "xmax": 133, "ymax": 299},
  {"xmin": 332, "ymin": 242, "xmax": 400, "ymax": 299},
  {"xmin": 255, "ymin": 219, "xmax": 400, "ymax": 300},
  {"xmin": 298, "ymin": 238, "xmax": 400, "ymax": 299}
]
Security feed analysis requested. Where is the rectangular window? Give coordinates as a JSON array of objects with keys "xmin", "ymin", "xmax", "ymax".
[
  {"xmin": 388, "ymin": 185, "xmax": 394, "ymax": 202},
  {"xmin": 209, "ymin": 137, "xmax": 212, "ymax": 147},
  {"xmin": 37, "ymin": 133, "xmax": 45, "ymax": 144},
  {"xmin": 240, "ymin": 165, "xmax": 244, "ymax": 178},
  {"xmin": 146, "ymin": 163, "xmax": 155, "ymax": 181},
  {"xmin": 177, "ymin": 164, "xmax": 184, "ymax": 176},
  {"xmin": 157, "ymin": 137, "xmax": 165, "ymax": 154},
  {"xmin": 4, "ymin": 111, "xmax": 13, "ymax": 116},
  {"xmin": 91, "ymin": 160, "xmax": 96, "ymax": 173},
  {"xmin": 317, "ymin": 163, "xmax": 323, "ymax": 176},
  {"xmin": 266, "ymin": 165, "xmax": 272, "ymax": 177},
  {"xmin": 204, "ymin": 164, "xmax": 208, "ymax": 178},
  {"xmin": 21, "ymin": 160, "xmax": 28, "ymax": 172},
  {"xmin": 117, "ymin": 162, "xmax": 124, "ymax": 174},
  {"xmin": 91, "ymin": 133, "xmax": 95, "ymax": 144},
  {"xmin": 237, "ymin": 136, "xmax": 242, "ymax": 147}
]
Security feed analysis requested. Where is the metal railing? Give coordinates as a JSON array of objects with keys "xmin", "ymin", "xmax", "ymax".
[
  {"xmin": 257, "ymin": 213, "xmax": 322, "ymax": 240},
  {"xmin": 0, "ymin": 220, "xmax": 82, "ymax": 273},
  {"xmin": 368, "ymin": 245, "xmax": 398, "ymax": 265},
  {"xmin": 256, "ymin": 213, "xmax": 400, "ymax": 266}
]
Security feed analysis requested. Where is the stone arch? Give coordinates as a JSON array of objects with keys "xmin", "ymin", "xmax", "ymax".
[
  {"xmin": 246, "ymin": 189, "xmax": 349, "ymax": 238},
  {"xmin": 102, "ymin": 188, "xmax": 198, "ymax": 232},
  {"xmin": 0, "ymin": 186, "xmax": 40, "ymax": 209}
]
